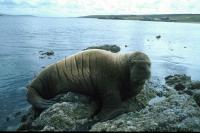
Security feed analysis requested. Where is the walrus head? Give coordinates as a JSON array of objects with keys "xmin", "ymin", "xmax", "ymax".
[{"xmin": 128, "ymin": 52, "xmax": 151, "ymax": 85}]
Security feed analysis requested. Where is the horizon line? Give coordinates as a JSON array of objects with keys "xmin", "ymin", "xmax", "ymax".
[{"xmin": 1, "ymin": 13, "xmax": 200, "ymax": 18}]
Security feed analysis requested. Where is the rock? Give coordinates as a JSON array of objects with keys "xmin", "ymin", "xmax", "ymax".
[
  {"xmin": 18, "ymin": 92, "xmax": 97, "ymax": 131},
  {"xmin": 18, "ymin": 75, "xmax": 200, "ymax": 131},
  {"xmin": 174, "ymin": 83, "xmax": 185, "ymax": 91},
  {"xmin": 164, "ymin": 74, "xmax": 200, "ymax": 107},
  {"xmin": 31, "ymin": 102, "xmax": 94, "ymax": 131},
  {"xmin": 90, "ymin": 94, "xmax": 200, "ymax": 132},
  {"xmin": 192, "ymin": 90, "xmax": 200, "ymax": 106},
  {"xmin": 17, "ymin": 107, "xmax": 42, "ymax": 131},
  {"xmin": 14, "ymin": 111, "xmax": 22, "ymax": 118},
  {"xmin": 39, "ymin": 50, "xmax": 54, "ymax": 58},
  {"xmin": 165, "ymin": 74, "xmax": 192, "ymax": 90},
  {"xmin": 121, "ymin": 81, "xmax": 158, "ymax": 113},
  {"xmin": 191, "ymin": 81, "xmax": 200, "ymax": 90},
  {"xmin": 156, "ymin": 35, "xmax": 161, "ymax": 39},
  {"xmin": 6, "ymin": 117, "xmax": 10, "ymax": 122},
  {"xmin": 83, "ymin": 44, "xmax": 120, "ymax": 53}
]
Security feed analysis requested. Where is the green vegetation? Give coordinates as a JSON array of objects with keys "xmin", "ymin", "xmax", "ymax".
[{"xmin": 81, "ymin": 14, "xmax": 200, "ymax": 23}]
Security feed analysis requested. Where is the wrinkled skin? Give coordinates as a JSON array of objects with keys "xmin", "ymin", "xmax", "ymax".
[{"xmin": 27, "ymin": 49, "xmax": 151, "ymax": 122}]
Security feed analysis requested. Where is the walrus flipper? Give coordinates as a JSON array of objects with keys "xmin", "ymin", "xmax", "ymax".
[
  {"xmin": 76, "ymin": 89, "xmax": 126, "ymax": 131},
  {"xmin": 96, "ymin": 87, "xmax": 126, "ymax": 122},
  {"xmin": 27, "ymin": 87, "xmax": 56, "ymax": 110}
]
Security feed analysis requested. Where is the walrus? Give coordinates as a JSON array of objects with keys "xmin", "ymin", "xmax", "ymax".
[{"xmin": 27, "ymin": 49, "xmax": 151, "ymax": 121}]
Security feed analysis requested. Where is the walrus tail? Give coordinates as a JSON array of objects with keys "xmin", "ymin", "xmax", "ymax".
[{"xmin": 27, "ymin": 87, "xmax": 56, "ymax": 110}]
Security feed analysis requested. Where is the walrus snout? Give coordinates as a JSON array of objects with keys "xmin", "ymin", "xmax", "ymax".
[
  {"xmin": 144, "ymin": 68, "xmax": 151, "ymax": 79},
  {"xmin": 130, "ymin": 64, "xmax": 151, "ymax": 82}
]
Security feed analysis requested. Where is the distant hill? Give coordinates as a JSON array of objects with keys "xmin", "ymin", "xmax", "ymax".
[
  {"xmin": 81, "ymin": 14, "xmax": 200, "ymax": 23},
  {"xmin": 0, "ymin": 13, "xmax": 35, "ymax": 17}
]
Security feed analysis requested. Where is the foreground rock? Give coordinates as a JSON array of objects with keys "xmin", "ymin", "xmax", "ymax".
[
  {"xmin": 91, "ymin": 92, "xmax": 200, "ymax": 132},
  {"xmin": 165, "ymin": 74, "xmax": 200, "ymax": 106},
  {"xmin": 18, "ymin": 75, "xmax": 200, "ymax": 131}
]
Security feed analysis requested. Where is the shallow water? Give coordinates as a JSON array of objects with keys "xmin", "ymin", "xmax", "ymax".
[{"xmin": 0, "ymin": 16, "xmax": 200, "ymax": 130}]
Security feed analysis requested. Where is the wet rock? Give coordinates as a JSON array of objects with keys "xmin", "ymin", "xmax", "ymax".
[
  {"xmin": 14, "ymin": 112, "xmax": 22, "ymax": 118},
  {"xmin": 17, "ymin": 107, "xmax": 42, "ymax": 131},
  {"xmin": 165, "ymin": 74, "xmax": 192, "ymax": 90},
  {"xmin": 165, "ymin": 74, "xmax": 200, "ymax": 94},
  {"xmin": 39, "ymin": 50, "xmax": 54, "ymax": 58},
  {"xmin": 156, "ymin": 35, "xmax": 161, "ymax": 39},
  {"xmin": 6, "ymin": 117, "xmax": 10, "ymax": 122},
  {"xmin": 164, "ymin": 74, "xmax": 200, "ymax": 107},
  {"xmin": 83, "ymin": 44, "xmax": 120, "ymax": 53}
]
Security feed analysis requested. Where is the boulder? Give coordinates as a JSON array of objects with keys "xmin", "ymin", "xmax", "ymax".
[
  {"xmin": 83, "ymin": 44, "xmax": 120, "ymax": 53},
  {"xmin": 18, "ymin": 75, "xmax": 200, "ymax": 132}
]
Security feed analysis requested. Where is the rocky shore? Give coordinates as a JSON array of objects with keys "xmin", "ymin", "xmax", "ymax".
[
  {"xmin": 81, "ymin": 14, "xmax": 200, "ymax": 23},
  {"xmin": 16, "ymin": 45, "xmax": 200, "ymax": 131},
  {"xmin": 17, "ymin": 74, "xmax": 200, "ymax": 131}
]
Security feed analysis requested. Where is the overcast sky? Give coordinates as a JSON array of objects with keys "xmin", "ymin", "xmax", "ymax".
[{"xmin": 0, "ymin": 0, "xmax": 200, "ymax": 17}]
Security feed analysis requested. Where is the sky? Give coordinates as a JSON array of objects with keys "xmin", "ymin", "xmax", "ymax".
[{"xmin": 0, "ymin": 0, "xmax": 200, "ymax": 17}]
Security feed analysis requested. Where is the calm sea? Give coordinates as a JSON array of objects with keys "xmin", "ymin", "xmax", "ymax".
[{"xmin": 0, "ymin": 16, "xmax": 200, "ymax": 130}]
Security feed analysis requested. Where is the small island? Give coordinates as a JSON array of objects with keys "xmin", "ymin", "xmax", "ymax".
[{"xmin": 81, "ymin": 14, "xmax": 200, "ymax": 23}]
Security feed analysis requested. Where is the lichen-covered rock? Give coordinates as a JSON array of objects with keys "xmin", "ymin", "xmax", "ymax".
[
  {"xmin": 90, "ymin": 75, "xmax": 200, "ymax": 132},
  {"xmin": 20, "ymin": 93, "xmax": 96, "ymax": 131},
  {"xmin": 32, "ymin": 102, "xmax": 93, "ymax": 131},
  {"xmin": 23, "ymin": 81, "xmax": 158, "ymax": 131},
  {"xmin": 18, "ymin": 75, "xmax": 200, "ymax": 132},
  {"xmin": 90, "ymin": 94, "xmax": 200, "ymax": 132}
]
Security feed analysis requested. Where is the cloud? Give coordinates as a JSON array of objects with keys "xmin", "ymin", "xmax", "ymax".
[{"xmin": 0, "ymin": 0, "xmax": 200, "ymax": 17}]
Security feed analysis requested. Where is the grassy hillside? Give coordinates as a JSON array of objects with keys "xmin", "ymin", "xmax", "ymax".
[{"xmin": 81, "ymin": 14, "xmax": 200, "ymax": 23}]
